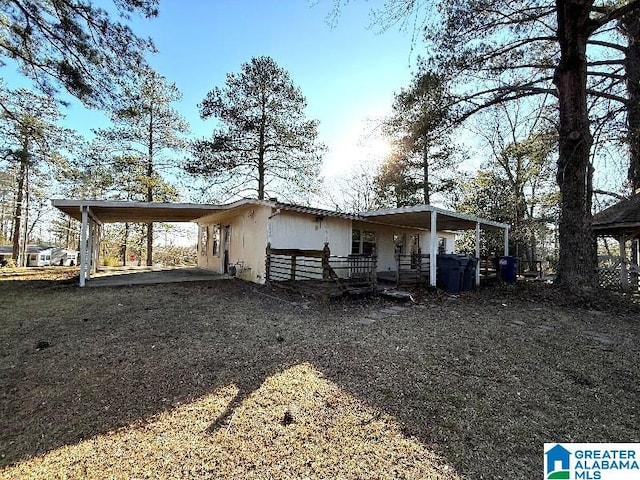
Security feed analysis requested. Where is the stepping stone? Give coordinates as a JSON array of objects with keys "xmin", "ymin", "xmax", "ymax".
[
  {"xmin": 386, "ymin": 306, "xmax": 408, "ymax": 313},
  {"xmin": 355, "ymin": 318, "xmax": 375, "ymax": 325}
]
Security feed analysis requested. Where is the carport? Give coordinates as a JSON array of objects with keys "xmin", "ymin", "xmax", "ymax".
[
  {"xmin": 359, "ymin": 204, "xmax": 511, "ymax": 286},
  {"xmin": 51, "ymin": 199, "xmax": 226, "ymax": 286}
]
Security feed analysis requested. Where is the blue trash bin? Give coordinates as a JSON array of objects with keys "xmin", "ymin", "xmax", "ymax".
[
  {"xmin": 437, "ymin": 255, "xmax": 463, "ymax": 293},
  {"xmin": 498, "ymin": 256, "xmax": 519, "ymax": 283}
]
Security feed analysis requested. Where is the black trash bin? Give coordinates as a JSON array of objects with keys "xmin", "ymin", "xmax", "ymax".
[
  {"xmin": 437, "ymin": 254, "xmax": 463, "ymax": 293},
  {"xmin": 498, "ymin": 256, "xmax": 519, "ymax": 283},
  {"xmin": 455, "ymin": 255, "xmax": 470, "ymax": 291},
  {"xmin": 461, "ymin": 256, "xmax": 478, "ymax": 291}
]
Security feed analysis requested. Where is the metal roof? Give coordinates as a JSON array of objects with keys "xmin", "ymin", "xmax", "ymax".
[
  {"xmin": 51, "ymin": 199, "xmax": 227, "ymax": 223},
  {"xmin": 359, "ymin": 204, "xmax": 510, "ymax": 231},
  {"xmin": 51, "ymin": 198, "xmax": 509, "ymax": 232},
  {"xmin": 0, "ymin": 245, "xmax": 57, "ymax": 254}
]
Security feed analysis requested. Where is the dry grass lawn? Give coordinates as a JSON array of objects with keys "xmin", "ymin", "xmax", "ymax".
[{"xmin": 1, "ymin": 268, "xmax": 639, "ymax": 479}]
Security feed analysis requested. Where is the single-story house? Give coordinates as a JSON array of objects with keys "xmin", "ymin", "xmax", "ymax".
[
  {"xmin": 195, "ymin": 200, "xmax": 461, "ymax": 283},
  {"xmin": 51, "ymin": 198, "xmax": 510, "ymax": 288},
  {"xmin": 0, "ymin": 245, "xmax": 79, "ymax": 267}
]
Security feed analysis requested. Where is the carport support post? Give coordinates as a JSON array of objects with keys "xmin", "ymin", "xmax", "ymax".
[
  {"xmin": 87, "ymin": 219, "xmax": 94, "ymax": 279},
  {"xmin": 475, "ymin": 222, "xmax": 481, "ymax": 286},
  {"xmin": 503, "ymin": 227, "xmax": 509, "ymax": 256},
  {"xmin": 429, "ymin": 211, "xmax": 437, "ymax": 287},
  {"xmin": 79, "ymin": 205, "xmax": 88, "ymax": 287},
  {"xmin": 91, "ymin": 223, "xmax": 101, "ymax": 275}
]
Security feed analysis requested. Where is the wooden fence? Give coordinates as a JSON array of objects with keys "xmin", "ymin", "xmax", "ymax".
[{"xmin": 265, "ymin": 243, "xmax": 377, "ymax": 296}]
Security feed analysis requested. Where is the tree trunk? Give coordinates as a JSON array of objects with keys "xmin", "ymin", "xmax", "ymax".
[
  {"xmin": 622, "ymin": 14, "xmax": 640, "ymax": 289},
  {"xmin": 146, "ymin": 222, "xmax": 153, "ymax": 266},
  {"xmin": 65, "ymin": 216, "xmax": 71, "ymax": 249},
  {"xmin": 121, "ymin": 222, "xmax": 129, "ymax": 266},
  {"xmin": 622, "ymin": 14, "xmax": 640, "ymax": 192},
  {"xmin": 146, "ymin": 98, "xmax": 154, "ymax": 266},
  {"xmin": 258, "ymin": 110, "xmax": 266, "ymax": 200},
  {"xmin": 11, "ymin": 149, "xmax": 28, "ymax": 266},
  {"xmin": 553, "ymin": 0, "xmax": 597, "ymax": 290}
]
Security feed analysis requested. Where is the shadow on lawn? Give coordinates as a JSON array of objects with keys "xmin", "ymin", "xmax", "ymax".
[{"xmin": 1, "ymin": 278, "xmax": 639, "ymax": 478}]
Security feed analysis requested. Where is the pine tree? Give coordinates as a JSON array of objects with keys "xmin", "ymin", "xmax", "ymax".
[
  {"xmin": 95, "ymin": 69, "xmax": 188, "ymax": 265},
  {"xmin": 187, "ymin": 56, "xmax": 324, "ymax": 202}
]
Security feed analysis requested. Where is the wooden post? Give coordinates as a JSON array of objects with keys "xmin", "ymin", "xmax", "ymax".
[
  {"xmin": 265, "ymin": 243, "xmax": 271, "ymax": 282},
  {"xmin": 291, "ymin": 255, "xmax": 296, "ymax": 281},
  {"xmin": 396, "ymin": 255, "xmax": 400, "ymax": 287},
  {"xmin": 322, "ymin": 242, "xmax": 330, "ymax": 303},
  {"xmin": 322, "ymin": 242, "xmax": 330, "ymax": 280},
  {"xmin": 371, "ymin": 245, "xmax": 377, "ymax": 292}
]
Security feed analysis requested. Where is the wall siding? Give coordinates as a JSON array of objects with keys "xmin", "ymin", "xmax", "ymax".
[
  {"xmin": 197, "ymin": 205, "xmax": 270, "ymax": 283},
  {"xmin": 268, "ymin": 211, "xmax": 351, "ymax": 256}
]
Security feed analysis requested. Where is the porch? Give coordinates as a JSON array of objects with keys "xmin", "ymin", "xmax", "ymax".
[
  {"xmin": 359, "ymin": 204, "xmax": 510, "ymax": 288},
  {"xmin": 265, "ymin": 243, "xmax": 377, "ymax": 297}
]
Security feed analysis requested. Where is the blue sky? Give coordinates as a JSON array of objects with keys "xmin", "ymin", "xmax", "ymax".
[
  {"xmin": 20, "ymin": 0, "xmax": 420, "ymax": 179},
  {"xmin": 138, "ymin": 0, "xmax": 418, "ymax": 176}
]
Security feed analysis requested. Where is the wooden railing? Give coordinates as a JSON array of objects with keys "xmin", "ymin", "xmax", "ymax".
[
  {"xmin": 265, "ymin": 243, "xmax": 377, "ymax": 294},
  {"xmin": 395, "ymin": 253, "xmax": 430, "ymax": 286}
]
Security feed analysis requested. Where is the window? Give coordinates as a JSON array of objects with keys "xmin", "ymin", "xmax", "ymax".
[
  {"xmin": 409, "ymin": 234, "xmax": 420, "ymax": 255},
  {"xmin": 212, "ymin": 225, "xmax": 220, "ymax": 256},
  {"xmin": 351, "ymin": 229, "xmax": 361, "ymax": 255},
  {"xmin": 199, "ymin": 226, "xmax": 208, "ymax": 255},
  {"xmin": 362, "ymin": 231, "xmax": 376, "ymax": 255},
  {"xmin": 351, "ymin": 229, "xmax": 376, "ymax": 255},
  {"xmin": 409, "ymin": 234, "xmax": 420, "ymax": 269},
  {"xmin": 438, "ymin": 237, "xmax": 447, "ymax": 255},
  {"xmin": 393, "ymin": 233, "xmax": 405, "ymax": 255}
]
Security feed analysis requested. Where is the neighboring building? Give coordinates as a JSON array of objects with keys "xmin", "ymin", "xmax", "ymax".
[{"xmin": 0, "ymin": 245, "xmax": 79, "ymax": 267}]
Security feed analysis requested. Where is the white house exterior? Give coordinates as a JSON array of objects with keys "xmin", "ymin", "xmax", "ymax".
[
  {"xmin": 195, "ymin": 200, "xmax": 456, "ymax": 284},
  {"xmin": 51, "ymin": 198, "xmax": 509, "ymax": 287}
]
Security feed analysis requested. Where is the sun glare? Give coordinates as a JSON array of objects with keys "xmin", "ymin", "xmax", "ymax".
[{"xmin": 322, "ymin": 120, "xmax": 392, "ymax": 178}]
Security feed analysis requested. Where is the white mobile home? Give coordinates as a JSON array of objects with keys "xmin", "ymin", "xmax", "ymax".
[
  {"xmin": 51, "ymin": 198, "xmax": 509, "ymax": 288},
  {"xmin": 195, "ymin": 200, "xmax": 476, "ymax": 284},
  {"xmin": 0, "ymin": 245, "xmax": 78, "ymax": 267}
]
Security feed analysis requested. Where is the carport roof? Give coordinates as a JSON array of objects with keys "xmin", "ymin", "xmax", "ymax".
[
  {"xmin": 51, "ymin": 199, "xmax": 227, "ymax": 223},
  {"xmin": 51, "ymin": 198, "xmax": 509, "ymax": 232},
  {"xmin": 359, "ymin": 205, "xmax": 510, "ymax": 231}
]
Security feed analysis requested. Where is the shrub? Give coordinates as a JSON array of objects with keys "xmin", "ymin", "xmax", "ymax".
[{"xmin": 102, "ymin": 255, "xmax": 121, "ymax": 267}]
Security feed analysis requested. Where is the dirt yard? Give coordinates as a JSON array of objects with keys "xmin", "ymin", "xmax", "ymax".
[{"xmin": 1, "ymin": 269, "xmax": 639, "ymax": 479}]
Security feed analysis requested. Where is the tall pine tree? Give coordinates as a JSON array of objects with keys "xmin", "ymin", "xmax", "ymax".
[{"xmin": 187, "ymin": 56, "xmax": 324, "ymax": 202}]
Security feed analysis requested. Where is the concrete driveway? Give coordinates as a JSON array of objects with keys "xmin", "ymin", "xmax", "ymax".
[{"xmin": 87, "ymin": 266, "xmax": 228, "ymax": 287}]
